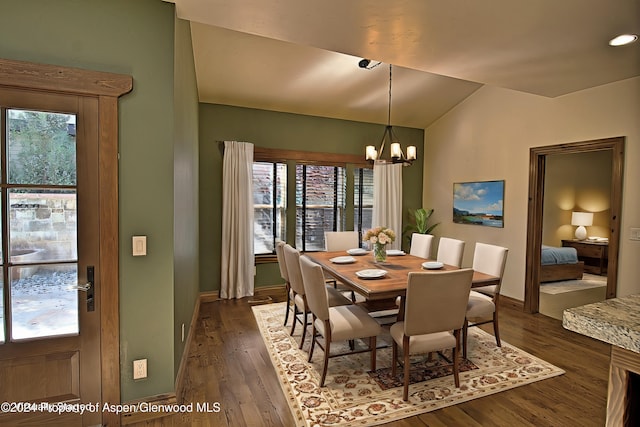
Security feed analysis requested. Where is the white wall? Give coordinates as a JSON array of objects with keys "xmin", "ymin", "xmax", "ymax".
[{"xmin": 423, "ymin": 77, "xmax": 639, "ymax": 300}]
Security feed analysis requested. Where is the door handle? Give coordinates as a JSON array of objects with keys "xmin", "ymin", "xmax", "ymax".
[{"xmin": 74, "ymin": 283, "xmax": 92, "ymax": 291}]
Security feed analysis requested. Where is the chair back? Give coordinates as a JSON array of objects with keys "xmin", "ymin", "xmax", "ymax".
[
  {"xmin": 409, "ymin": 233, "xmax": 434, "ymax": 259},
  {"xmin": 299, "ymin": 256, "xmax": 330, "ymax": 321},
  {"xmin": 275, "ymin": 241, "xmax": 289, "ymax": 283},
  {"xmin": 324, "ymin": 231, "xmax": 359, "ymax": 251},
  {"xmin": 436, "ymin": 237, "xmax": 465, "ymax": 267},
  {"xmin": 472, "ymin": 242, "xmax": 508, "ymax": 296},
  {"xmin": 283, "ymin": 244, "xmax": 305, "ymax": 296},
  {"xmin": 403, "ymin": 269, "xmax": 474, "ymax": 336}
]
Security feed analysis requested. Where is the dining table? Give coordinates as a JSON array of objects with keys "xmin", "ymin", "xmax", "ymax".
[{"xmin": 305, "ymin": 250, "xmax": 501, "ymax": 303}]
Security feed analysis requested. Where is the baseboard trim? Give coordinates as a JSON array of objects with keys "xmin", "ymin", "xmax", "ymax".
[
  {"xmin": 120, "ymin": 393, "xmax": 178, "ymax": 425},
  {"xmin": 175, "ymin": 295, "xmax": 202, "ymax": 403},
  {"xmin": 500, "ymin": 294, "xmax": 524, "ymax": 311}
]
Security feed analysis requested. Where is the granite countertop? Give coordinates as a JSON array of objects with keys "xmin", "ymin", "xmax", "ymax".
[{"xmin": 562, "ymin": 294, "xmax": 640, "ymax": 353}]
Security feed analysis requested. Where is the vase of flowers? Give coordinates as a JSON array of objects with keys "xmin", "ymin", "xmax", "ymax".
[{"xmin": 364, "ymin": 226, "xmax": 396, "ymax": 263}]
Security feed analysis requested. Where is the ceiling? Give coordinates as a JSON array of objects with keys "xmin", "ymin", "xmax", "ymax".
[{"xmin": 168, "ymin": 0, "xmax": 640, "ymax": 129}]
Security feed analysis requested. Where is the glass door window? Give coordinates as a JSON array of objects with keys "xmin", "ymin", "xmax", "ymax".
[{"xmin": 2, "ymin": 109, "xmax": 79, "ymax": 342}]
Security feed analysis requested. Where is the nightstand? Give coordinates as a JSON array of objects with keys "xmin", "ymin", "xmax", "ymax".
[{"xmin": 561, "ymin": 239, "xmax": 608, "ymax": 275}]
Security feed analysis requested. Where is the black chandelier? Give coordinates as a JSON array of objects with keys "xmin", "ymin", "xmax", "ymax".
[{"xmin": 365, "ymin": 64, "xmax": 416, "ymax": 165}]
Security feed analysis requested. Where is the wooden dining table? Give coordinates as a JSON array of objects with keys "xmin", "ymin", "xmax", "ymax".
[{"xmin": 305, "ymin": 250, "xmax": 500, "ymax": 302}]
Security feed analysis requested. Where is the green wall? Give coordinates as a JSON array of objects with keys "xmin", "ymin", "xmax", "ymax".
[
  {"xmin": 0, "ymin": 0, "xmax": 196, "ymax": 402},
  {"xmin": 172, "ymin": 16, "xmax": 200, "ymax": 382},
  {"xmin": 199, "ymin": 104, "xmax": 424, "ymax": 291}
]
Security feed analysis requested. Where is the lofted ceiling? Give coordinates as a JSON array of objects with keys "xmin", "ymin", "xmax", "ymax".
[{"xmin": 167, "ymin": 0, "xmax": 640, "ymax": 129}]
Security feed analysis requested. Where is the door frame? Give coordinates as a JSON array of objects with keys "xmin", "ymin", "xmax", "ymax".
[
  {"xmin": 0, "ymin": 58, "xmax": 132, "ymax": 425},
  {"xmin": 524, "ymin": 136, "xmax": 624, "ymax": 313}
]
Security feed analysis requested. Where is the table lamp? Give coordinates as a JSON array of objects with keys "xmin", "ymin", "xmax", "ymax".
[{"xmin": 571, "ymin": 211, "xmax": 593, "ymax": 240}]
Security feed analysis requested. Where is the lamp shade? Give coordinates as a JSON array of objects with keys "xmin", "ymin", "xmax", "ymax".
[
  {"xmin": 571, "ymin": 211, "xmax": 593, "ymax": 240},
  {"xmin": 571, "ymin": 212, "xmax": 593, "ymax": 226}
]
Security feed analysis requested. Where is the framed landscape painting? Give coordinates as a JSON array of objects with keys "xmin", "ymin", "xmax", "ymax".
[{"xmin": 453, "ymin": 180, "xmax": 504, "ymax": 227}]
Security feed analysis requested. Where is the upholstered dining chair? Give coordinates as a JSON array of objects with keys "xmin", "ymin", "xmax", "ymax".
[
  {"xmin": 436, "ymin": 237, "xmax": 465, "ymax": 267},
  {"xmin": 323, "ymin": 230, "xmax": 358, "ymax": 302},
  {"xmin": 275, "ymin": 241, "xmax": 292, "ymax": 326},
  {"xmin": 299, "ymin": 255, "xmax": 381, "ymax": 387},
  {"xmin": 324, "ymin": 231, "xmax": 359, "ymax": 251},
  {"xmin": 463, "ymin": 243, "xmax": 508, "ymax": 359},
  {"xmin": 409, "ymin": 233, "xmax": 434, "ymax": 259},
  {"xmin": 390, "ymin": 269, "xmax": 474, "ymax": 401},
  {"xmin": 283, "ymin": 244, "xmax": 352, "ymax": 350}
]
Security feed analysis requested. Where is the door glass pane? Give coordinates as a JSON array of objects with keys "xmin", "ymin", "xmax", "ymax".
[
  {"xmin": 9, "ymin": 189, "xmax": 78, "ymax": 262},
  {"xmin": 10, "ymin": 264, "xmax": 78, "ymax": 340},
  {"xmin": 7, "ymin": 109, "xmax": 77, "ymax": 185}
]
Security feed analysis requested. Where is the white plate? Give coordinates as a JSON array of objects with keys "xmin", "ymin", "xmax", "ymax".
[
  {"xmin": 355, "ymin": 269, "xmax": 387, "ymax": 279},
  {"xmin": 386, "ymin": 249, "xmax": 406, "ymax": 256},
  {"xmin": 330, "ymin": 256, "xmax": 356, "ymax": 264},
  {"xmin": 422, "ymin": 261, "xmax": 444, "ymax": 270},
  {"xmin": 347, "ymin": 248, "xmax": 368, "ymax": 256}
]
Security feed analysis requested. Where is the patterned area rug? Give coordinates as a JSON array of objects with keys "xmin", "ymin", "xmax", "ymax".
[{"xmin": 252, "ymin": 302, "xmax": 564, "ymax": 427}]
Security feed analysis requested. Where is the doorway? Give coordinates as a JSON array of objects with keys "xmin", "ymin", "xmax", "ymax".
[
  {"xmin": 524, "ymin": 137, "xmax": 624, "ymax": 314},
  {"xmin": 0, "ymin": 59, "xmax": 131, "ymax": 426}
]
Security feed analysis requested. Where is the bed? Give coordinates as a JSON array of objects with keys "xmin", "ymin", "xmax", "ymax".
[{"xmin": 540, "ymin": 245, "xmax": 584, "ymax": 283}]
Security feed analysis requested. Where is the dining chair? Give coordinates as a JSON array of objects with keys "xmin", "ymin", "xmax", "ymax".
[
  {"xmin": 283, "ymin": 244, "xmax": 352, "ymax": 350},
  {"xmin": 275, "ymin": 241, "xmax": 292, "ymax": 326},
  {"xmin": 324, "ymin": 231, "xmax": 359, "ymax": 251},
  {"xmin": 436, "ymin": 237, "xmax": 465, "ymax": 267},
  {"xmin": 390, "ymin": 268, "xmax": 474, "ymax": 401},
  {"xmin": 299, "ymin": 255, "xmax": 381, "ymax": 387},
  {"xmin": 409, "ymin": 233, "xmax": 434, "ymax": 259},
  {"xmin": 323, "ymin": 231, "xmax": 358, "ymax": 302},
  {"xmin": 463, "ymin": 243, "xmax": 508, "ymax": 358}
]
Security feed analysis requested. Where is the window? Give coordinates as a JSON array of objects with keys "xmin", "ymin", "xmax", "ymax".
[
  {"xmin": 251, "ymin": 148, "xmax": 373, "ymax": 255},
  {"xmin": 355, "ymin": 167, "xmax": 374, "ymax": 240},
  {"xmin": 253, "ymin": 162, "xmax": 286, "ymax": 255},
  {"xmin": 295, "ymin": 164, "xmax": 346, "ymax": 251}
]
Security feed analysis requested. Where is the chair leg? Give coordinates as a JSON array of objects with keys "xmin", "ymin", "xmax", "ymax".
[
  {"xmin": 308, "ymin": 321, "xmax": 317, "ymax": 363},
  {"xmin": 320, "ymin": 336, "xmax": 331, "ymax": 387},
  {"xmin": 402, "ymin": 336, "xmax": 411, "ymax": 401},
  {"xmin": 290, "ymin": 303, "xmax": 298, "ymax": 336},
  {"xmin": 283, "ymin": 284, "xmax": 291, "ymax": 326},
  {"xmin": 493, "ymin": 312, "xmax": 501, "ymax": 347},
  {"xmin": 462, "ymin": 319, "xmax": 469, "ymax": 359},
  {"xmin": 299, "ymin": 307, "xmax": 309, "ymax": 349},
  {"xmin": 391, "ymin": 342, "xmax": 398, "ymax": 377},
  {"xmin": 370, "ymin": 336, "xmax": 377, "ymax": 371},
  {"xmin": 453, "ymin": 330, "xmax": 461, "ymax": 388}
]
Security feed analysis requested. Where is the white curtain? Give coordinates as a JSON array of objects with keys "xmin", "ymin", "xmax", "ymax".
[
  {"xmin": 221, "ymin": 141, "xmax": 254, "ymax": 299},
  {"xmin": 372, "ymin": 162, "xmax": 403, "ymax": 250}
]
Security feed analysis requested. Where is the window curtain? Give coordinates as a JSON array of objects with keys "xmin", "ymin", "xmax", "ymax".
[
  {"xmin": 372, "ymin": 162, "xmax": 403, "ymax": 250},
  {"xmin": 221, "ymin": 141, "xmax": 255, "ymax": 299}
]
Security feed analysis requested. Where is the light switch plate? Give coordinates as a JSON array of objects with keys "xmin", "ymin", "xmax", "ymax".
[
  {"xmin": 132, "ymin": 236, "xmax": 147, "ymax": 256},
  {"xmin": 630, "ymin": 228, "xmax": 640, "ymax": 241}
]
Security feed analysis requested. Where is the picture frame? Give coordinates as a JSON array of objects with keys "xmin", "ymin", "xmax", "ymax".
[{"xmin": 453, "ymin": 180, "xmax": 504, "ymax": 228}]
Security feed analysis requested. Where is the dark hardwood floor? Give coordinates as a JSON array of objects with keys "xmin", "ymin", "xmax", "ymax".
[{"xmin": 127, "ymin": 290, "xmax": 610, "ymax": 427}]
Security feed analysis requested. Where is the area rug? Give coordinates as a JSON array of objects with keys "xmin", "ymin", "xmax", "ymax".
[
  {"xmin": 252, "ymin": 302, "xmax": 564, "ymax": 427},
  {"xmin": 540, "ymin": 273, "xmax": 607, "ymax": 295}
]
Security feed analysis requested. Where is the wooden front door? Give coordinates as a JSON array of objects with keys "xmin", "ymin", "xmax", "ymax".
[
  {"xmin": 0, "ymin": 87, "xmax": 101, "ymax": 426},
  {"xmin": 0, "ymin": 59, "xmax": 132, "ymax": 426}
]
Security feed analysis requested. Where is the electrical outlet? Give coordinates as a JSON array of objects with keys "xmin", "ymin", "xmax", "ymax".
[
  {"xmin": 630, "ymin": 228, "xmax": 640, "ymax": 241},
  {"xmin": 133, "ymin": 359, "xmax": 147, "ymax": 380}
]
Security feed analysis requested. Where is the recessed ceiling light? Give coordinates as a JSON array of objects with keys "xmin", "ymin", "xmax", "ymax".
[{"xmin": 609, "ymin": 34, "xmax": 638, "ymax": 46}]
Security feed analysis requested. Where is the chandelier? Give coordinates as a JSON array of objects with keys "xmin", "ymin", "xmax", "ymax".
[{"xmin": 365, "ymin": 64, "xmax": 416, "ymax": 165}]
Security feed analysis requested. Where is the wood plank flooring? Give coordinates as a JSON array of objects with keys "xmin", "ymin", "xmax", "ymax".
[{"xmin": 127, "ymin": 291, "xmax": 610, "ymax": 427}]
